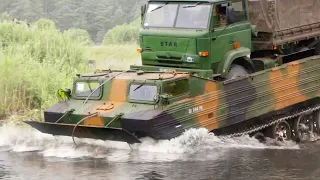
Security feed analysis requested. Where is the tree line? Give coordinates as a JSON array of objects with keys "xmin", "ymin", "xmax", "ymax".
[{"xmin": 0, "ymin": 0, "xmax": 147, "ymax": 43}]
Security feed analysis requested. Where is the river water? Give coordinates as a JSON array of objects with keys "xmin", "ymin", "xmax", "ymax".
[{"xmin": 0, "ymin": 125, "xmax": 320, "ymax": 180}]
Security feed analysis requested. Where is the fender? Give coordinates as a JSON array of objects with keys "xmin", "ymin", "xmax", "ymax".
[{"xmin": 217, "ymin": 47, "xmax": 254, "ymax": 78}]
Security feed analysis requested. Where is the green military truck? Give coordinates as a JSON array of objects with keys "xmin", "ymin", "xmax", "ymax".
[{"xmin": 132, "ymin": 0, "xmax": 320, "ymax": 80}]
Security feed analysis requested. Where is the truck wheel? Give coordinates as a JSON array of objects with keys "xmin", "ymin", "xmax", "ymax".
[{"xmin": 226, "ymin": 65, "xmax": 248, "ymax": 80}]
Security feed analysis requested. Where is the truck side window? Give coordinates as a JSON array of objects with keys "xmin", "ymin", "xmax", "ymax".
[
  {"xmin": 214, "ymin": 0, "xmax": 246, "ymax": 27},
  {"xmin": 231, "ymin": 0, "xmax": 246, "ymax": 23},
  {"xmin": 214, "ymin": 3, "xmax": 228, "ymax": 27}
]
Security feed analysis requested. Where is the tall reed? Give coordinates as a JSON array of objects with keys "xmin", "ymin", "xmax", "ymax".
[{"xmin": 0, "ymin": 20, "xmax": 87, "ymax": 120}]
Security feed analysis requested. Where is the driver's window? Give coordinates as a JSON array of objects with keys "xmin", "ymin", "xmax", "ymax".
[
  {"xmin": 214, "ymin": 0, "xmax": 246, "ymax": 28},
  {"xmin": 231, "ymin": 0, "xmax": 247, "ymax": 23},
  {"xmin": 214, "ymin": 3, "xmax": 229, "ymax": 27}
]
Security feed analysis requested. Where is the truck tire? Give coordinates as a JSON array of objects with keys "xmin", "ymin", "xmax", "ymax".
[{"xmin": 226, "ymin": 65, "xmax": 248, "ymax": 80}]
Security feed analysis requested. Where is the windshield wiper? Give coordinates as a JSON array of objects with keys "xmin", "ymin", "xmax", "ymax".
[
  {"xmin": 183, "ymin": 2, "xmax": 202, "ymax": 8},
  {"xmin": 134, "ymin": 81, "xmax": 146, "ymax": 91},
  {"xmin": 150, "ymin": 2, "xmax": 168, "ymax": 12}
]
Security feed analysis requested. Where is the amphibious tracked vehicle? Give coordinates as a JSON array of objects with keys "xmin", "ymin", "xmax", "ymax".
[{"xmin": 25, "ymin": 0, "xmax": 320, "ymax": 144}]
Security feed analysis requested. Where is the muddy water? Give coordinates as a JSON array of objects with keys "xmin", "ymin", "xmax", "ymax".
[{"xmin": 0, "ymin": 126, "xmax": 320, "ymax": 180}]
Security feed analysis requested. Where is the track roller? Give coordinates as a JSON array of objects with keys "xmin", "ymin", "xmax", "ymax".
[
  {"xmin": 292, "ymin": 113, "xmax": 314, "ymax": 142},
  {"xmin": 266, "ymin": 121, "xmax": 292, "ymax": 141},
  {"xmin": 314, "ymin": 110, "xmax": 320, "ymax": 133}
]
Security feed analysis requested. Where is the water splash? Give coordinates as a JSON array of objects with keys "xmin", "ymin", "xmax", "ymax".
[{"xmin": 0, "ymin": 125, "xmax": 300, "ymax": 161}]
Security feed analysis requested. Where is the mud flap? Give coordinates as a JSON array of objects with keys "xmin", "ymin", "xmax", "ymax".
[{"xmin": 24, "ymin": 121, "xmax": 141, "ymax": 144}]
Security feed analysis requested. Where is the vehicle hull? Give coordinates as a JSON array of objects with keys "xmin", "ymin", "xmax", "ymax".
[{"xmin": 24, "ymin": 56, "xmax": 320, "ymax": 144}]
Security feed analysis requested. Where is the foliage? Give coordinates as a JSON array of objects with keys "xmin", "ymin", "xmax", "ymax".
[
  {"xmin": 63, "ymin": 28, "xmax": 93, "ymax": 46},
  {"xmin": 0, "ymin": 21, "xmax": 88, "ymax": 119},
  {"xmin": 103, "ymin": 19, "xmax": 140, "ymax": 45},
  {"xmin": 33, "ymin": 18, "xmax": 56, "ymax": 30},
  {"xmin": 0, "ymin": 0, "xmax": 148, "ymax": 43}
]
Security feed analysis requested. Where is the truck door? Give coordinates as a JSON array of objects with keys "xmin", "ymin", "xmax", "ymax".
[{"xmin": 210, "ymin": 0, "xmax": 251, "ymax": 73}]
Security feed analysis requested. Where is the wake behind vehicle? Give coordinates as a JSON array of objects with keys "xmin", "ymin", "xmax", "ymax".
[{"xmin": 25, "ymin": 0, "xmax": 320, "ymax": 144}]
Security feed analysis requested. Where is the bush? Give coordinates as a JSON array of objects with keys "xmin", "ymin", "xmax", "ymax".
[
  {"xmin": 0, "ymin": 22, "xmax": 33, "ymax": 47},
  {"xmin": 103, "ymin": 19, "xmax": 140, "ymax": 45},
  {"xmin": 33, "ymin": 18, "xmax": 56, "ymax": 30},
  {"xmin": 0, "ymin": 20, "xmax": 87, "ymax": 119},
  {"xmin": 64, "ymin": 28, "xmax": 94, "ymax": 46}
]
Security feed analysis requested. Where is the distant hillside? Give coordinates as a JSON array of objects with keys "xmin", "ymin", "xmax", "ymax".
[{"xmin": 0, "ymin": 0, "xmax": 147, "ymax": 43}]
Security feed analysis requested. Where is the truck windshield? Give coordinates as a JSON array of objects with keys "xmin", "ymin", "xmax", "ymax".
[
  {"xmin": 144, "ymin": 3, "xmax": 211, "ymax": 29},
  {"xmin": 129, "ymin": 84, "xmax": 158, "ymax": 102},
  {"xmin": 74, "ymin": 82, "xmax": 101, "ymax": 98}
]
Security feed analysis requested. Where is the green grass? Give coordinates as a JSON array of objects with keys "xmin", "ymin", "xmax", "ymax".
[{"xmin": 84, "ymin": 44, "xmax": 142, "ymax": 70}]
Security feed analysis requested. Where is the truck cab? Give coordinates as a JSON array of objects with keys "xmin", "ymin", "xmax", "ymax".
[{"xmin": 133, "ymin": 0, "xmax": 254, "ymax": 79}]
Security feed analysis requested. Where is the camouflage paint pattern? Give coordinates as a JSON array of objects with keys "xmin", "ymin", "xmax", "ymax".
[{"xmin": 26, "ymin": 55, "xmax": 320, "ymax": 142}]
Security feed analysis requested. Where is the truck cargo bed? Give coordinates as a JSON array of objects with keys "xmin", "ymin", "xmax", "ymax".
[{"xmin": 249, "ymin": 0, "xmax": 320, "ymax": 49}]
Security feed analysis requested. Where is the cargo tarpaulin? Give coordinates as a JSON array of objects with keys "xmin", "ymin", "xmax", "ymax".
[{"xmin": 248, "ymin": 0, "xmax": 320, "ymax": 32}]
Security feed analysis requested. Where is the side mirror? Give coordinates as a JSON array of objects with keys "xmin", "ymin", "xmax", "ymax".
[
  {"xmin": 251, "ymin": 25, "xmax": 258, "ymax": 37},
  {"xmin": 226, "ymin": 6, "xmax": 236, "ymax": 24},
  {"xmin": 141, "ymin": 4, "xmax": 147, "ymax": 23}
]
